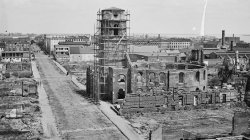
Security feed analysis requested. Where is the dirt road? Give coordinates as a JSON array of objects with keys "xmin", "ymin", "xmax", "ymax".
[{"xmin": 35, "ymin": 52, "xmax": 126, "ymax": 140}]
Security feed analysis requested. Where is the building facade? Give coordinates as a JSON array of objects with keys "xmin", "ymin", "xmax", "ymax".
[
  {"xmin": 65, "ymin": 35, "xmax": 91, "ymax": 44},
  {"xmin": 159, "ymin": 38, "xmax": 192, "ymax": 51},
  {"xmin": 45, "ymin": 35, "xmax": 65, "ymax": 55},
  {"xmin": 1, "ymin": 43, "xmax": 30, "ymax": 63},
  {"xmin": 54, "ymin": 44, "xmax": 94, "ymax": 62}
]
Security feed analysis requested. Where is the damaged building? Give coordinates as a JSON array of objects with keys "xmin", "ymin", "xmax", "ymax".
[
  {"xmin": 86, "ymin": 7, "xmax": 246, "ymax": 114},
  {"xmin": 0, "ymin": 79, "xmax": 41, "ymax": 139}
]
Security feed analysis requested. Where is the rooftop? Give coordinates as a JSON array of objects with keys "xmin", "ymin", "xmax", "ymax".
[
  {"xmin": 65, "ymin": 35, "xmax": 90, "ymax": 40},
  {"xmin": 203, "ymin": 42, "xmax": 219, "ymax": 49},
  {"xmin": 102, "ymin": 7, "xmax": 125, "ymax": 11}
]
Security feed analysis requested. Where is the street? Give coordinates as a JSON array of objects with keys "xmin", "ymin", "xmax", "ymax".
[{"xmin": 35, "ymin": 51, "xmax": 126, "ymax": 140}]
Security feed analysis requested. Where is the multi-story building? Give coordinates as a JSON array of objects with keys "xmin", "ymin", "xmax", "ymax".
[
  {"xmin": 69, "ymin": 46, "xmax": 94, "ymax": 62},
  {"xmin": 65, "ymin": 35, "xmax": 91, "ymax": 44},
  {"xmin": 45, "ymin": 35, "xmax": 65, "ymax": 55},
  {"xmin": 1, "ymin": 43, "xmax": 30, "ymax": 63},
  {"xmin": 159, "ymin": 38, "xmax": 192, "ymax": 51},
  {"xmin": 54, "ymin": 43, "xmax": 94, "ymax": 62}
]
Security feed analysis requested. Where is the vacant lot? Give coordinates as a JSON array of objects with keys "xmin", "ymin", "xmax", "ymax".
[{"xmin": 126, "ymin": 103, "xmax": 250, "ymax": 139}]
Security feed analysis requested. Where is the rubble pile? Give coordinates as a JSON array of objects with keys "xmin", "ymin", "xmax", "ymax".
[
  {"xmin": 126, "ymin": 102, "xmax": 250, "ymax": 139},
  {"xmin": 0, "ymin": 79, "xmax": 42, "ymax": 139}
]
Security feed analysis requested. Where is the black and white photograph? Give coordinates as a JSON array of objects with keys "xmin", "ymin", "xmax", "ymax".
[{"xmin": 0, "ymin": 0, "xmax": 250, "ymax": 139}]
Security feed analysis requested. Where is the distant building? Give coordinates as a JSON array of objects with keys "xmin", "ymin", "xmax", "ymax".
[
  {"xmin": 1, "ymin": 43, "xmax": 30, "ymax": 63},
  {"xmin": 235, "ymin": 43, "xmax": 250, "ymax": 50},
  {"xmin": 45, "ymin": 35, "xmax": 65, "ymax": 55},
  {"xmin": 202, "ymin": 42, "xmax": 221, "ymax": 59},
  {"xmin": 225, "ymin": 36, "xmax": 240, "ymax": 44},
  {"xmin": 159, "ymin": 38, "xmax": 192, "ymax": 51},
  {"xmin": 54, "ymin": 44, "xmax": 94, "ymax": 62},
  {"xmin": 65, "ymin": 35, "xmax": 91, "ymax": 44},
  {"xmin": 54, "ymin": 44, "xmax": 70, "ymax": 62},
  {"xmin": 69, "ymin": 46, "xmax": 94, "ymax": 62},
  {"xmin": 0, "ymin": 36, "xmax": 30, "ymax": 44}
]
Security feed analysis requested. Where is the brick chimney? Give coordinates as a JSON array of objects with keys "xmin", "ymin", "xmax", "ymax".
[
  {"xmin": 230, "ymin": 41, "xmax": 233, "ymax": 51},
  {"xmin": 222, "ymin": 30, "xmax": 225, "ymax": 46}
]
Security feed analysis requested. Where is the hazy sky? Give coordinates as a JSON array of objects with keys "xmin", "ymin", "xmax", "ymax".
[{"xmin": 0, "ymin": 0, "xmax": 250, "ymax": 35}]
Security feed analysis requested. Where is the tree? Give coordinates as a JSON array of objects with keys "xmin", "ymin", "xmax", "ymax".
[{"xmin": 218, "ymin": 60, "xmax": 235, "ymax": 87}]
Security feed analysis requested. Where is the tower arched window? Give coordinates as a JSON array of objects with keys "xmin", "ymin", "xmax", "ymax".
[
  {"xmin": 179, "ymin": 72, "xmax": 184, "ymax": 83},
  {"xmin": 136, "ymin": 71, "xmax": 143, "ymax": 83},
  {"xmin": 196, "ymin": 71, "xmax": 200, "ymax": 82},
  {"xmin": 114, "ymin": 24, "xmax": 119, "ymax": 35}
]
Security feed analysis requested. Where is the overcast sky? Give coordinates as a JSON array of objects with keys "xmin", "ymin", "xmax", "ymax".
[{"xmin": 0, "ymin": 0, "xmax": 250, "ymax": 35}]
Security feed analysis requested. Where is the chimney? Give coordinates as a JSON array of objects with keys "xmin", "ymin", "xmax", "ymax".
[
  {"xmin": 158, "ymin": 34, "xmax": 161, "ymax": 39},
  {"xmin": 235, "ymin": 50, "xmax": 239, "ymax": 70},
  {"xmin": 222, "ymin": 30, "xmax": 225, "ymax": 46},
  {"xmin": 200, "ymin": 49, "xmax": 204, "ymax": 64},
  {"xmin": 230, "ymin": 41, "xmax": 233, "ymax": 51}
]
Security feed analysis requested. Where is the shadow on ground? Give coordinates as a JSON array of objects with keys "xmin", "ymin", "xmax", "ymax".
[{"xmin": 73, "ymin": 89, "xmax": 97, "ymax": 104}]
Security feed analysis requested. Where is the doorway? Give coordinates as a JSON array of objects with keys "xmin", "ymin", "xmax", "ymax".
[{"xmin": 117, "ymin": 88, "xmax": 125, "ymax": 99}]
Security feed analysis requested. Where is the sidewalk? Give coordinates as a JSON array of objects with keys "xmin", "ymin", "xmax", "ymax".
[
  {"xmin": 31, "ymin": 61, "xmax": 61, "ymax": 140},
  {"xmin": 52, "ymin": 60, "xmax": 144, "ymax": 140},
  {"xmin": 52, "ymin": 60, "xmax": 86, "ymax": 90}
]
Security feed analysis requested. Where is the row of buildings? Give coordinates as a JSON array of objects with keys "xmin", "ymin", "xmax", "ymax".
[{"xmin": 38, "ymin": 34, "xmax": 94, "ymax": 63}]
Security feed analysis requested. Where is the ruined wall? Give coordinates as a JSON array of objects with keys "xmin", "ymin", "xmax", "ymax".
[
  {"xmin": 129, "ymin": 64, "xmax": 207, "ymax": 95},
  {"xmin": 107, "ymin": 67, "xmax": 128, "ymax": 103},
  {"xmin": 5, "ymin": 62, "xmax": 31, "ymax": 72},
  {"xmin": 168, "ymin": 68, "xmax": 207, "ymax": 92},
  {"xmin": 120, "ymin": 91, "xmax": 221, "ymax": 114}
]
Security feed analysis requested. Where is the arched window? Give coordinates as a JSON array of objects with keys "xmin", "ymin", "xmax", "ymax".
[
  {"xmin": 136, "ymin": 71, "xmax": 143, "ymax": 83},
  {"xmin": 203, "ymin": 70, "xmax": 206, "ymax": 80},
  {"xmin": 196, "ymin": 88, "xmax": 200, "ymax": 91},
  {"xmin": 149, "ymin": 72, "xmax": 155, "ymax": 83},
  {"xmin": 179, "ymin": 72, "xmax": 184, "ymax": 83},
  {"xmin": 196, "ymin": 71, "xmax": 200, "ymax": 82},
  {"xmin": 114, "ymin": 24, "xmax": 119, "ymax": 35}
]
